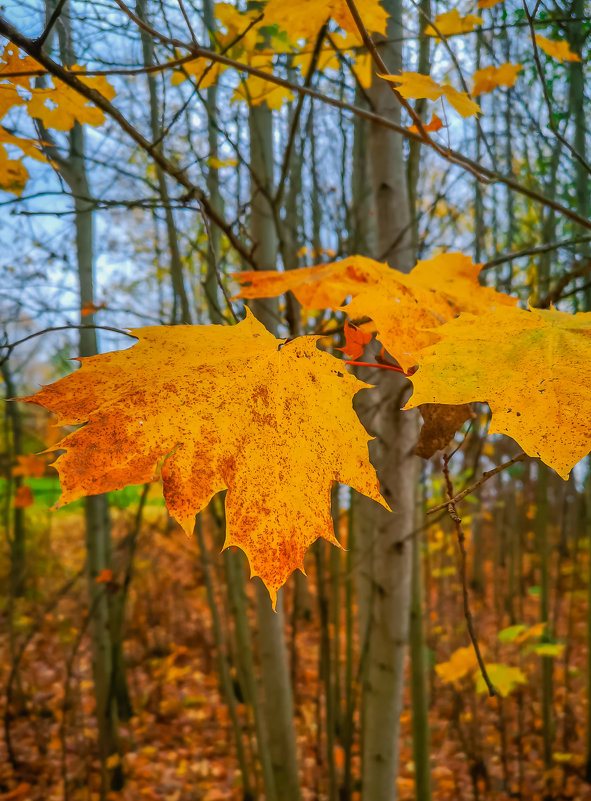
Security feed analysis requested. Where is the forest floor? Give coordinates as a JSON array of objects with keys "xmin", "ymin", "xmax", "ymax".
[{"xmin": 1, "ymin": 484, "xmax": 591, "ymax": 801}]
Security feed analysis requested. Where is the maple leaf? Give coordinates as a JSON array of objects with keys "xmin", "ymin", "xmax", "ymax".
[
  {"xmin": 27, "ymin": 68, "xmax": 116, "ymax": 130},
  {"xmin": 262, "ymin": 0, "xmax": 388, "ymax": 41},
  {"xmin": 0, "ymin": 149, "xmax": 28, "ymax": 195},
  {"xmin": 436, "ymin": 646, "xmax": 479, "ymax": 683},
  {"xmin": 232, "ymin": 73, "xmax": 294, "ymax": 109},
  {"xmin": 534, "ymin": 35, "xmax": 581, "ymax": 63},
  {"xmin": 13, "ymin": 454, "xmax": 47, "ymax": 478},
  {"xmin": 424, "ymin": 9, "xmax": 483, "ymax": 37},
  {"xmin": 380, "ymin": 72, "xmax": 481, "ymax": 118},
  {"xmin": 22, "ymin": 312, "xmax": 386, "ymax": 606},
  {"xmin": 414, "ymin": 403, "xmax": 475, "ymax": 459},
  {"xmin": 471, "ymin": 62, "xmax": 523, "ymax": 96},
  {"xmin": 171, "ymin": 59, "xmax": 226, "ymax": 87},
  {"xmin": 344, "ymin": 252, "xmax": 516, "ymax": 369},
  {"xmin": 405, "ymin": 305, "xmax": 591, "ymax": 479},
  {"xmin": 0, "ymin": 43, "xmax": 41, "ymax": 89},
  {"xmin": 478, "ymin": 0, "xmax": 503, "ymax": 7},
  {"xmin": 0, "ymin": 128, "xmax": 47, "ymax": 194},
  {"xmin": 236, "ymin": 252, "xmax": 517, "ymax": 371},
  {"xmin": 339, "ymin": 320, "xmax": 373, "ymax": 359},
  {"xmin": 234, "ymin": 255, "xmax": 394, "ymax": 310},
  {"xmin": 14, "ymin": 485, "xmax": 34, "ymax": 509},
  {"xmin": 80, "ymin": 301, "xmax": 106, "ymax": 317},
  {"xmin": 475, "ymin": 664, "xmax": 527, "ymax": 697},
  {"xmin": 408, "ymin": 113, "xmax": 443, "ymax": 134}
]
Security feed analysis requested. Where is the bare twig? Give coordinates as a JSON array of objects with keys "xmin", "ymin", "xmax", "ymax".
[
  {"xmin": 0, "ymin": 324, "xmax": 135, "ymax": 367},
  {"xmin": 442, "ymin": 452, "xmax": 496, "ymax": 697},
  {"xmin": 483, "ymin": 235, "xmax": 591, "ymax": 269},
  {"xmin": 428, "ymin": 451, "xmax": 528, "ymax": 515},
  {"xmin": 196, "ymin": 200, "xmax": 240, "ymax": 323},
  {"xmin": 523, "ymin": 0, "xmax": 591, "ymax": 177},
  {"xmin": 539, "ymin": 258, "xmax": 591, "ymax": 308},
  {"xmin": 1, "ymin": 6, "xmax": 590, "ymax": 230},
  {"xmin": 36, "ymin": 0, "xmax": 68, "ymax": 48}
]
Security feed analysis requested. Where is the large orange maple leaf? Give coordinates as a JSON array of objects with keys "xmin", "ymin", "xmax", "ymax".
[{"xmin": 22, "ymin": 312, "xmax": 386, "ymax": 605}]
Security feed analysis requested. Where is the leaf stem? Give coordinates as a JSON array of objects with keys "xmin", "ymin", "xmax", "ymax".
[{"xmin": 344, "ymin": 360, "xmax": 411, "ymax": 375}]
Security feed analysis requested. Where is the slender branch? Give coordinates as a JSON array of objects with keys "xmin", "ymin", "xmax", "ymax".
[
  {"xmin": 428, "ymin": 451, "xmax": 528, "ymax": 515},
  {"xmin": 274, "ymin": 24, "xmax": 327, "ymax": 207},
  {"xmin": 0, "ymin": 14, "xmax": 258, "ymax": 266},
  {"xmin": 2, "ymin": 6, "xmax": 590, "ymax": 230},
  {"xmin": 539, "ymin": 257, "xmax": 591, "ymax": 307},
  {"xmin": 442, "ymin": 452, "xmax": 496, "ymax": 697},
  {"xmin": 109, "ymin": 0, "xmax": 591, "ymax": 225},
  {"xmin": 0, "ymin": 324, "xmax": 135, "ymax": 367},
  {"xmin": 483, "ymin": 234, "xmax": 591, "ymax": 269},
  {"xmin": 343, "ymin": 0, "xmax": 489, "ymax": 183},
  {"xmin": 523, "ymin": 0, "xmax": 591, "ymax": 177},
  {"xmin": 196, "ymin": 199, "xmax": 240, "ymax": 323},
  {"xmin": 345, "ymin": 360, "xmax": 410, "ymax": 375},
  {"xmin": 35, "ymin": 0, "xmax": 68, "ymax": 48}
]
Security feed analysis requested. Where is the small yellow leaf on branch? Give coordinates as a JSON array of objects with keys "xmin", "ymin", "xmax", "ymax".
[
  {"xmin": 425, "ymin": 9, "xmax": 483, "ymax": 37},
  {"xmin": 380, "ymin": 72, "xmax": 481, "ymax": 118},
  {"xmin": 472, "ymin": 62, "xmax": 523, "ymax": 96},
  {"xmin": 534, "ymin": 35, "xmax": 581, "ymax": 62}
]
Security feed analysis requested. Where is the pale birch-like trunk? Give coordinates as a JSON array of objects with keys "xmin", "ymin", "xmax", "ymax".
[{"xmin": 361, "ymin": 0, "xmax": 419, "ymax": 797}]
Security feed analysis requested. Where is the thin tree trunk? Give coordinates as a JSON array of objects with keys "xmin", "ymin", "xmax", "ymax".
[
  {"xmin": 1, "ymin": 362, "xmax": 26, "ymax": 598},
  {"xmin": 410, "ymin": 479, "xmax": 432, "ymax": 801},
  {"xmin": 202, "ymin": 0, "xmax": 225, "ymax": 323},
  {"xmin": 40, "ymin": 5, "xmax": 126, "ymax": 793},
  {"xmin": 361, "ymin": 1, "xmax": 418, "ymax": 797},
  {"xmin": 248, "ymin": 100, "xmax": 301, "ymax": 801},
  {"xmin": 136, "ymin": 0, "xmax": 191, "ymax": 325}
]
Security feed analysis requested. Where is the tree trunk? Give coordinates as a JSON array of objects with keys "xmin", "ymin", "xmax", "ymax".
[
  {"xmin": 1, "ymin": 361, "xmax": 26, "ymax": 598},
  {"xmin": 248, "ymin": 101, "xmax": 301, "ymax": 801},
  {"xmin": 361, "ymin": 1, "xmax": 418, "ymax": 798},
  {"xmin": 41, "ymin": 4, "xmax": 127, "ymax": 793}
]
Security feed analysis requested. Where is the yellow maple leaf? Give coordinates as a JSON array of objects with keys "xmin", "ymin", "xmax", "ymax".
[
  {"xmin": 401, "ymin": 252, "xmax": 517, "ymax": 314},
  {"xmin": 436, "ymin": 646, "xmax": 479, "ymax": 683},
  {"xmin": 478, "ymin": 0, "xmax": 504, "ymax": 7},
  {"xmin": 425, "ymin": 9, "xmax": 483, "ymax": 37},
  {"xmin": 475, "ymin": 663, "xmax": 527, "ymax": 697},
  {"xmin": 232, "ymin": 73, "xmax": 294, "ymax": 109},
  {"xmin": 472, "ymin": 62, "xmax": 523, "ymax": 96},
  {"xmin": 0, "ymin": 83, "xmax": 25, "ymax": 120},
  {"xmin": 27, "ymin": 67, "xmax": 115, "ymax": 130},
  {"xmin": 236, "ymin": 253, "xmax": 515, "ymax": 371},
  {"xmin": 207, "ymin": 155, "xmax": 238, "ymax": 168},
  {"xmin": 214, "ymin": 3, "xmax": 260, "ymax": 50},
  {"xmin": 21, "ymin": 311, "xmax": 386, "ymax": 605},
  {"xmin": 0, "ymin": 43, "xmax": 42, "ymax": 89},
  {"xmin": 0, "ymin": 148, "xmax": 28, "ymax": 195},
  {"xmin": 262, "ymin": 0, "xmax": 388, "ymax": 42},
  {"xmin": 171, "ymin": 59, "xmax": 225, "ymax": 87},
  {"xmin": 534, "ymin": 35, "xmax": 581, "ymax": 63},
  {"xmin": 380, "ymin": 72, "xmax": 481, "ymax": 118},
  {"xmin": 405, "ymin": 305, "xmax": 591, "ymax": 478}
]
